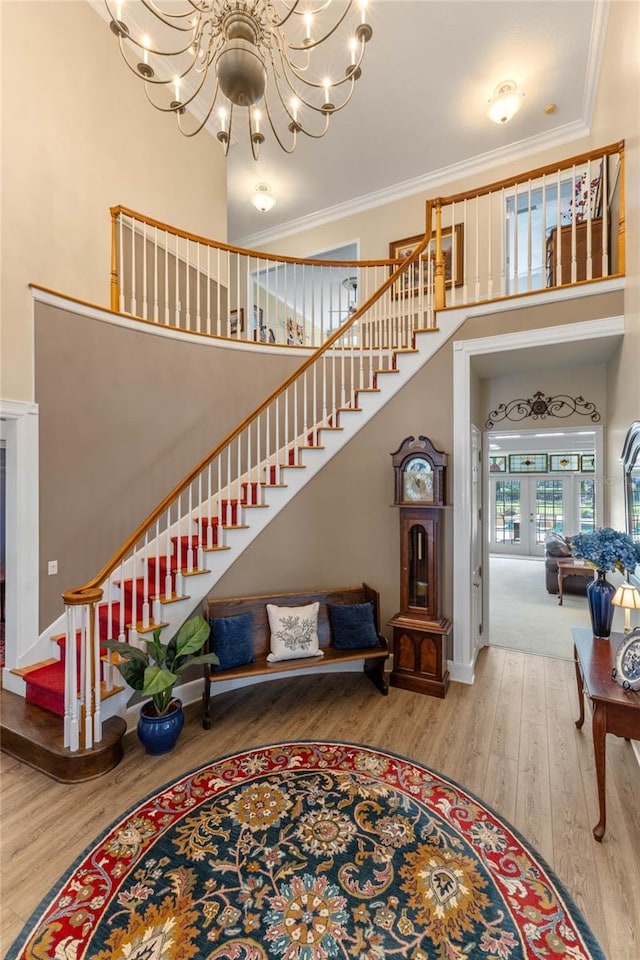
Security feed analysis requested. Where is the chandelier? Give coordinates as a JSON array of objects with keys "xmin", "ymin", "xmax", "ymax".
[{"xmin": 106, "ymin": 1, "xmax": 373, "ymax": 159}]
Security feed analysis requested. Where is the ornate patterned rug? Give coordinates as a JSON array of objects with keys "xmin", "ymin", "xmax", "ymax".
[{"xmin": 8, "ymin": 741, "xmax": 605, "ymax": 960}]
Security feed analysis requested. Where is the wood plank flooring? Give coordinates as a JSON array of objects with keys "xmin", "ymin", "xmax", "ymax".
[{"xmin": 2, "ymin": 645, "xmax": 639, "ymax": 959}]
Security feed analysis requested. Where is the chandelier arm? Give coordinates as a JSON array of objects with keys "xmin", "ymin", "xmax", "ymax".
[
  {"xmin": 287, "ymin": 2, "xmax": 356, "ymax": 52},
  {"xmin": 176, "ymin": 85, "xmax": 225, "ymax": 139},
  {"xmin": 270, "ymin": 42, "xmax": 358, "ymax": 113},
  {"xmin": 263, "ymin": 91, "xmax": 330, "ymax": 143},
  {"xmin": 105, "ymin": 0, "xmax": 199, "ymax": 34},
  {"xmin": 269, "ymin": 0, "xmax": 304, "ymax": 30},
  {"xmin": 272, "ymin": 27, "xmax": 366, "ymax": 92},
  {"xmin": 132, "ymin": 0, "xmax": 202, "ymax": 29}
]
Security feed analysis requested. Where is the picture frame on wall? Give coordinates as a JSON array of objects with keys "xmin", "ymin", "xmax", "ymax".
[
  {"xmin": 389, "ymin": 224, "xmax": 464, "ymax": 298},
  {"xmin": 229, "ymin": 308, "xmax": 244, "ymax": 337}
]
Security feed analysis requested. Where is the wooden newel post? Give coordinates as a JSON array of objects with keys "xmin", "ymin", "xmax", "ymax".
[
  {"xmin": 62, "ymin": 586, "xmax": 104, "ymax": 750},
  {"xmin": 110, "ymin": 207, "xmax": 120, "ymax": 313},
  {"xmin": 434, "ymin": 200, "xmax": 446, "ymax": 310},
  {"xmin": 617, "ymin": 142, "xmax": 625, "ymax": 277}
]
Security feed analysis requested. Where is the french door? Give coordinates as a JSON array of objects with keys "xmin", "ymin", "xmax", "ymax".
[{"xmin": 490, "ymin": 474, "xmax": 595, "ymax": 556}]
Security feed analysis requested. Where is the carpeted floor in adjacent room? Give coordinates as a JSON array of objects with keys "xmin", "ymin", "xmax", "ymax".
[{"xmin": 489, "ymin": 555, "xmax": 596, "ymax": 659}]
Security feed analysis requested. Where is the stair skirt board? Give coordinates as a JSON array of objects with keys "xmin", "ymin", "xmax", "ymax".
[{"xmin": 12, "ymin": 328, "xmax": 448, "ymax": 726}]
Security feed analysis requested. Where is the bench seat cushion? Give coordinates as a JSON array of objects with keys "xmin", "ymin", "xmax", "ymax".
[{"xmin": 329, "ymin": 601, "xmax": 382, "ymax": 650}]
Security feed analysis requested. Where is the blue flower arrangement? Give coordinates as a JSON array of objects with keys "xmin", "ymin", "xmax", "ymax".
[{"xmin": 570, "ymin": 527, "xmax": 640, "ymax": 574}]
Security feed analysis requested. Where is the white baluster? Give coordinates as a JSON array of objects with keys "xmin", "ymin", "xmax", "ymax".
[
  {"xmin": 153, "ymin": 225, "xmax": 159, "ymax": 323},
  {"xmin": 118, "ymin": 213, "xmax": 125, "ymax": 313},
  {"xmin": 142, "ymin": 533, "xmax": 150, "ymax": 629},
  {"xmin": 164, "ymin": 228, "xmax": 170, "ymax": 325},
  {"xmin": 142, "ymin": 219, "xmax": 148, "ymax": 319},
  {"xmin": 131, "ymin": 216, "xmax": 137, "ymax": 315}
]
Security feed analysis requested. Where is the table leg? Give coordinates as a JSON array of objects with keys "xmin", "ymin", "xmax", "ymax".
[
  {"xmin": 591, "ymin": 702, "xmax": 607, "ymax": 842},
  {"xmin": 573, "ymin": 646, "xmax": 585, "ymax": 730},
  {"xmin": 558, "ymin": 569, "xmax": 564, "ymax": 605}
]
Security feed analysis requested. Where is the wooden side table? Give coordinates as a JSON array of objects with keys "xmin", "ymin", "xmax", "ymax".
[
  {"xmin": 572, "ymin": 626, "xmax": 640, "ymax": 841},
  {"xmin": 557, "ymin": 557, "xmax": 591, "ymax": 605}
]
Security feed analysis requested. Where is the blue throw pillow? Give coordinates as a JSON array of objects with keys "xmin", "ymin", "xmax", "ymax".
[
  {"xmin": 328, "ymin": 602, "xmax": 381, "ymax": 650},
  {"xmin": 210, "ymin": 612, "xmax": 254, "ymax": 670}
]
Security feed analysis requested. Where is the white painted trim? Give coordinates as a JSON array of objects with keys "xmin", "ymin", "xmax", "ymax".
[
  {"xmin": 30, "ymin": 287, "xmax": 316, "ymax": 358},
  {"xmin": 0, "ymin": 398, "xmax": 39, "ymax": 692},
  {"xmin": 236, "ymin": 121, "xmax": 591, "ymax": 248},
  {"xmin": 452, "ymin": 313, "xmax": 625, "ymax": 676}
]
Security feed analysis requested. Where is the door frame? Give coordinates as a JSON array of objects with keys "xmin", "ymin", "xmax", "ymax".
[
  {"xmin": 452, "ymin": 314, "xmax": 623, "ymax": 684},
  {"xmin": 0, "ymin": 398, "xmax": 39, "ymax": 680}
]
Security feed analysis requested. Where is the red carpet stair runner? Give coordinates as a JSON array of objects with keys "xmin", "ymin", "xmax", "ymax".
[{"xmin": 17, "ymin": 420, "xmax": 345, "ymax": 717}]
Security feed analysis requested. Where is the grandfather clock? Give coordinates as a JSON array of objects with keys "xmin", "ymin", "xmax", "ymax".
[{"xmin": 388, "ymin": 436, "xmax": 452, "ymax": 698}]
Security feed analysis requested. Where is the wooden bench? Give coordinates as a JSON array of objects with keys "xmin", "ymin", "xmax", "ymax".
[{"xmin": 202, "ymin": 583, "xmax": 389, "ymax": 729}]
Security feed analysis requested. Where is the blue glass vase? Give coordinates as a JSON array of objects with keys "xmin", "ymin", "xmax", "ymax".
[{"xmin": 586, "ymin": 570, "xmax": 616, "ymax": 639}]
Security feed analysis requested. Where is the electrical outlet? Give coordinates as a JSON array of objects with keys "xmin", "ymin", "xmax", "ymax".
[{"xmin": 48, "ymin": 560, "xmax": 58, "ymax": 576}]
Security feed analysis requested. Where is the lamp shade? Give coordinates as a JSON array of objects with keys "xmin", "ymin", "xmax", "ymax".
[
  {"xmin": 612, "ymin": 583, "xmax": 640, "ymax": 610},
  {"xmin": 487, "ymin": 81, "xmax": 523, "ymax": 125},
  {"xmin": 612, "ymin": 582, "xmax": 640, "ymax": 633}
]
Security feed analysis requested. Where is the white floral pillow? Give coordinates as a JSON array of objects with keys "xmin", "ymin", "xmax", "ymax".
[{"xmin": 266, "ymin": 602, "xmax": 323, "ymax": 662}]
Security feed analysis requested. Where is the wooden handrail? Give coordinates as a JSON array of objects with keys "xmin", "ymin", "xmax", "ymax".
[
  {"xmin": 435, "ymin": 141, "xmax": 624, "ymax": 207},
  {"xmin": 63, "ymin": 201, "xmax": 434, "ymax": 605},
  {"xmin": 111, "ymin": 204, "xmax": 399, "ymax": 270}
]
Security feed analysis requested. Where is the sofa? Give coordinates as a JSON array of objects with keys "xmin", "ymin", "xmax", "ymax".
[{"xmin": 544, "ymin": 531, "xmax": 592, "ymax": 596}]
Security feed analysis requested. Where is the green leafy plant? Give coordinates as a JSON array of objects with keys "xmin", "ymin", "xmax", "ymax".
[{"xmin": 105, "ymin": 615, "xmax": 218, "ymax": 716}]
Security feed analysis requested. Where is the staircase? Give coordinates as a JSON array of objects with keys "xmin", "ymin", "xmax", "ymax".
[{"xmin": 2, "ymin": 219, "xmax": 450, "ymax": 779}]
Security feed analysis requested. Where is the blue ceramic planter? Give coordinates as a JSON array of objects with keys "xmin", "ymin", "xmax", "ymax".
[
  {"xmin": 137, "ymin": 699, "xmax": 185, "ymax": 755},
  {"xmin": 587, "ymin": 571, "xmax": 616, "ymax": 639}
]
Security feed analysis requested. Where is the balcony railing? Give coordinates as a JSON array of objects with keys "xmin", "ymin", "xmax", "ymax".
[
  {"xmin": 110, "ymin": 143, "xmax": 624, "ymax": 349},
  {"xmin": 431, "ymin": 141, "xmax": 624, "ymax": 310}
]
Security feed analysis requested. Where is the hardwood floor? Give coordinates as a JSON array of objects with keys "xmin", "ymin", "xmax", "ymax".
[{"xmin": 2, "ymin": 645, "xmax": 639, "ymax": 959}]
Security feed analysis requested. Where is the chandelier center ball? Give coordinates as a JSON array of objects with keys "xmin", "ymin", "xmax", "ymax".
[{"xmin": 216, "ymin": 39, "xmax": 266, "ymax": 106}]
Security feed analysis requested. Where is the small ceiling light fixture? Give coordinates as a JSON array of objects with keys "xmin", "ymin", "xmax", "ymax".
[
  {"xmin": 252, "ymin": 183, "xmax": 276, "ymax": 213},
  {"xmin": 487, "ymin": 80, "xmax": 523, "ymax": 125},
  {"xmin": 106, "ymin": 0, "xmax": 373, "ymax": 160}
]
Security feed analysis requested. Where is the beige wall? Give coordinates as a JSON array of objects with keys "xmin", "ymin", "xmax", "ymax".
[
  {"xmin": 600, "ymin": 0, "xmax": 640, "ymax": 528},
  {"xmin": 480, "ymin": 363, "xmax": 608, "ymax": 434},
  {"xmin": 257, "ymin": 0, "xmax": 639, "ymax": 533},
  {"xmin": 0, "ymin": 0, "xmax": 227, "ymax": 403},
  {"xmin": 35, "ymin": 302, "xmax": 302, "ymax": 627},
  {"xmin": 210, "ymin": 292, "xmax": 622, "ymax": 631}
]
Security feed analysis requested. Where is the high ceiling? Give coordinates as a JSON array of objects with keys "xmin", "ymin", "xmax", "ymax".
[
  {"xmin": 228, "ymin": 0, "xmax": 605, "ymax": 246},
  {"xmin": 91, "ymin": 1, "xmax": 607, "ymax": 248}
]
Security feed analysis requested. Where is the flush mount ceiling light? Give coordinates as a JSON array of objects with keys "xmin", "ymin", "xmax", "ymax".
[
  {"xmin": 251, "ymin": 182, "xmax": 276, "ymax": 212},
  {"xmin": 487, "ymin": 80, "xmax": 523, "ymax": 125},
  {"xmin": 106, "ymin": 1, "xmax": 373, "ymax": 160}
]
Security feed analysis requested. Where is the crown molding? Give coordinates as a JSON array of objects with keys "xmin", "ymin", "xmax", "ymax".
[{"xmin": 236, "ymin": 119, "xmax": 591, "ymax": 248}]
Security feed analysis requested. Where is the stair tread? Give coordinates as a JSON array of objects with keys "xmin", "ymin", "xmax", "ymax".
[{"xmin": 11, "ymin": 657, "xmax": 59, "ymax": 678}]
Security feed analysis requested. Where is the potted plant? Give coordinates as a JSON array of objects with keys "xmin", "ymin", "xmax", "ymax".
[
  {"xmin": 105, "ymin": 615, "xmax": 218, "ymax": 754},
  {"xmin": 569, "ymin": 528, "xmax": 640, "ymax": 639}
]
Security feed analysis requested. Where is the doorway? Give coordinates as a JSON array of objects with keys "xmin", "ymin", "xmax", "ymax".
[
  {"xmin": 452, "ymin": 313, "xmax": 624, "ymax": 681},
  {"xmin": 489, "ymin": 472, "xmax": 596, "ymax": 556}
]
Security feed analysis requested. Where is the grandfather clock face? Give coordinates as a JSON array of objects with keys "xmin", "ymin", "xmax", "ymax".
[{"xmin": 402, "ymin": 457, "xmax": 434, "ymax": 504}]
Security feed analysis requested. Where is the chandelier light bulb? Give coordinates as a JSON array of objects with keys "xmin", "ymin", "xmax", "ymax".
[
  {"xmin": 487, "ymin": 80, "xmax": 523, "ymax": 125},
  {"xmin": 105, "ymin": 0, "xmax": 373, "ymax": 159}
]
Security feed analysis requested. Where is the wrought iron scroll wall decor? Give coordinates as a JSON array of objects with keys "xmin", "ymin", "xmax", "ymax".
[{"xmin": 485, "ymin": 390, "xmax": 601, "ymax": 429}]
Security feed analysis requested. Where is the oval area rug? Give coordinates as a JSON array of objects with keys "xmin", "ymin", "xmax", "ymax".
[{"xmin": 8, "ymin": 740, "xmax": 605, "ymax": 959}]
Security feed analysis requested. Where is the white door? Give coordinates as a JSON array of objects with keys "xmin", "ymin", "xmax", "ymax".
[
  {"xmin": 470, "ymin": 426, "xmax": 483, "ymax": 652},
  {"xmin": 490, "ymin": 475, "xmax": 595, "ymax": 556}
]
